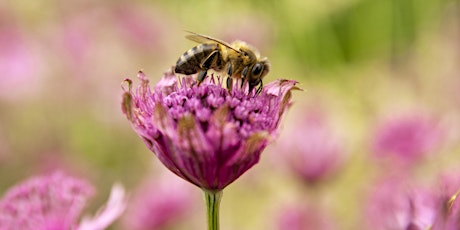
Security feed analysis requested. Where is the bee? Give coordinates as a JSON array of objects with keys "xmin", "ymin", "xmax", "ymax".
[{"xmin": 174, "ymin": 31, "xmax": 270, "ymax": 94}]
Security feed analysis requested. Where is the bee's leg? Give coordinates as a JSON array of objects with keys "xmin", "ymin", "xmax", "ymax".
[
  {"xmin": 249, "ymin": 79, "xmax": 262, "ymax": 94},
  {"xmin": 227, "ymin": 63, "xmax": 233, "ymax": 76},
  {"xmin": 256, "ymin": 81, "xmax": 263, "ymax": 95},
  {"xmin": 241, "ymin": 66, "xmax": 249, "ymax": 88},
  {"xmin": 197, "ymin": 70, "xmax": 207, "ymax": 86},
  {"xmin": 226, "ymin": 77, "xmax": 233, "ymax": 92},
  {"xmin": 198, "ymin": 50, "xmax": 219, "ymax": 85},
  {"xmin": 226, "ymin": 63, "xmax": 233, "ymax": 92}
]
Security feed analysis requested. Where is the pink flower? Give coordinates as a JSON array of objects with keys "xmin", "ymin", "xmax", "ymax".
[
  {"xmin": 276, "ymin": 203, "xmax": 336, "ymax": 230},
  {"xmin": 364, "ymin": 176, "xmax": 437, "ymax": 230},
  {"xmin": 122, "ymin": 70, "xmax": 298, "ymax": 191},
  {"xmin": 0, "ymin": 20, "xmax": 42, "ymax": 101},
  {"xmin": 0, "ymin": 172, "xmax": 126, "ymax": 230},
  {"xmin": 372, "ymin": 112, "xmax": 443, "ymax": 165},
  {"xmin": 431, "ymin": 172, "xmax": 460, "ymax": 230},
  {"xmin": 277, "ymin": 109, "xmax": 345, "ymax": 184},
  {"xmin": 123, "ymin": 173, "xmax": 196, "ymax": 230}
]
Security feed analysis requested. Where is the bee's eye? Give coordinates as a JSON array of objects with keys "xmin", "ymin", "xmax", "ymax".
[{"xmin": 252, "ymin": 63, "xmax": 263, "ymax": 76}]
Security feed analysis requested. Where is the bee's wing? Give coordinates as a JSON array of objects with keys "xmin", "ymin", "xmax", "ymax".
[{"xmin": 185, "ymin": 31, "xmax": 240, "ymax": 53}]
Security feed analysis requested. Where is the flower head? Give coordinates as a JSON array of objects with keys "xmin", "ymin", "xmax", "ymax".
[
  {"xmin": 431, "ymin": 171, "xmax": 460, "ymax": 230},
  {"xmin": 0, "ymin": 18, "xmax": 42, "ymax": 101},
  {"xmin": 364, "ymin": 176, "xmax": 437, "ymax": 230},
  {"xmin": 372, "ymin": 112, "xmax": 443, "ymax": 165},
  {"xmin": 277, "ymin": 108, "xmax": 346, "ymax": 184},
  {"xmin": 0, "ymin": 172, "xmax": 126, "ymax": 230},
  {"xmin": 122, "ymin": 70, "xmax": 298, "ymax": 191}
]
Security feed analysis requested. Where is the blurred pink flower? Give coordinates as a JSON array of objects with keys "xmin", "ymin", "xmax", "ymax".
[
  {"xmin": 0, "ymin": 21, "xmax": 42, "ymax": 100},
  {"xmin": 276, "ymin": 203, "xmax": 336, "ymax": 230},
  {"xmin": 277, "ymin": 109, "xmax": 345, "ymax": 184},
  {"xmin": 122, "ymin": 70, "xmax": 298, "ymax": 191},
  {"xmin": 0, "ymin": 172, "xmax": 126, "ymax": 230},
  {"xmin": 431, "ymin": 171, "xmax": 460, "ymax": 230},
  {"xmin": 372, "ymin": 112, "xmax": 443, "ymax": 165},
  {"xmin": 364, "ymin": 176, "xmax": 437, "ymax": 230},
  {"xmin": 123, "ymin": 173, "xmax": 196, "ymax": 230}
]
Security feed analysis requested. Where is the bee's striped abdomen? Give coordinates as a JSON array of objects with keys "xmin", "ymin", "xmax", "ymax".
[{"xmin": 175, "ymin": 43, "xmax": 219, "ymax": 75}]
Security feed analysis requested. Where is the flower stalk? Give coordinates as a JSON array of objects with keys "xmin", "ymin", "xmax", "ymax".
[{"xmin": 204, "ymin": 190, "xmax": 223, "ymax": 230}]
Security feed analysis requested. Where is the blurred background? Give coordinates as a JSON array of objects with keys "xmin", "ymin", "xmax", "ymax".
[{"xmin": 1, "ymin": 0, "xmax": 460, "ymax": 229}]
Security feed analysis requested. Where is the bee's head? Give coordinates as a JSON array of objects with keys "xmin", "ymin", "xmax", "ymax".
[
  {"xmin": 247, "ymin": 58, "xmax": 269, "ymax": 81},
  {"xmin": 244, "ymin": 57, "xmax": 270, "ymax": 93},
  {"xmin": 255, "ymin": 58, "xmax": 270, "ymax": 79}
]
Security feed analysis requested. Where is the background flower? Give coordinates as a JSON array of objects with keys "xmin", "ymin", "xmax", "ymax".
[
  {"xmin": 431, "ymin": 171, "xmax": 460, "ymax": 230},
  {"xmin": 276, "ymin": 107, "xmax": 346, "ymax": 184},
  {"xmin": 0, "ymin": 172, "xmax": 125, "ymax": 230},
  {"xmin": 363, "ymin": 176, "xmax": 437, "ymax": 230},
  {"xmin": 371, "ymin": 111, "xmax": 443, "ymax": 166},
  {"xmin": 0, "ymin": 10, "xmax": 43, "ymax": 101}
]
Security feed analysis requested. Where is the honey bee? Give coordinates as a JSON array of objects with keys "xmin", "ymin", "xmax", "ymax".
[{"xmin": 174, "ymin": 31, "xmax": 270, "ymax": 94}]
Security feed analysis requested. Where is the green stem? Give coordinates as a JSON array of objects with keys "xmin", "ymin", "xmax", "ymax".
[{"xmin": 203, "ymin": 189, "xmax": 223, "ymax": 230}]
